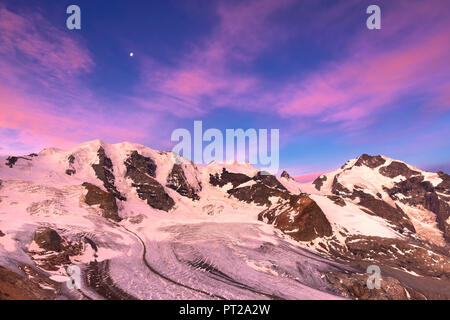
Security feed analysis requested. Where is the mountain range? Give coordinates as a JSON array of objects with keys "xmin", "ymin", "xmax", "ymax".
[{"xmin": 0, "ymin": 140, "xmax": 449, "ymax": 300}]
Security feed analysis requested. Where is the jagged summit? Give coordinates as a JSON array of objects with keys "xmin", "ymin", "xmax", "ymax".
[
  {"xmin": 280, "ymin": 170, "xmax": 293, "ymax": 180},
  {"xmin": 312, "ymin": 153, "xmax": 450, "ymax": 246}
]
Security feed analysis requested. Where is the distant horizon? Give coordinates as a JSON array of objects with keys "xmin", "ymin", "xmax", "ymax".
[{"xmin": 1, "ymin": 138, "xmax": 449, "ymax": 180}]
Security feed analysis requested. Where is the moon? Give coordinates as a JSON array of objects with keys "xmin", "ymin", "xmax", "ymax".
[{"xmin": 129, "ymin": 52, "xmax": 134, "ymax": 57}]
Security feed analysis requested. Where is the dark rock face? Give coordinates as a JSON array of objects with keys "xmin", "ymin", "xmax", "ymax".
[
  {"xmin": 259, "ymin": 195, "xmax": 333, "ymax": 241},
  {"xmin": 166, "ymin": 164, "xmax": 200, "ymax": 200},
  {"xmin": 327, "ymin": 195, "xmax": 346, "ymax": 207},
  {"xmin": 379, "ymin": 161, "xmax": 420, "ymax": 179},
  {"xmin": 82, "ymin": 182, "xmax": 121, "ymax": 221},
  {"xmin": 5, "ymin": 156, "xmax": 31, "ymax": 168},
  {"xmin": 125, "ymin": 151, "xmax": 157, "ymax": 178},
  {"xmin": 92, "ymin": 147, "xmax": 126, "ymax": 201},
  {"xmin": 29, "ymin": 230, "xmax": 84, "ymax": 272},
  {"xmin": 345, "ymin": 236, "xmax": 450, "ymax": 279},
  {"xmin": 325, "ymin": 234, "xmax": 450, "ymax": 299},
  {"xmin": 0, "ymin": 266, "xmax": 58, "ymax": 300},
  {"xmin": 5, "ymin": 156, "xmax": 19, "ymax": 168},
  {"xmin": 313, "ymin": 175, "xmax": 327, "ymax": 191},
  {"xmin": 124, "ymin": 151, "xmax": 174, "ymax": 212},
  {"xmin": 436, "ymin": 171, "xmax": 450, "ymax": 195},
  {"xmin": 356, "ymin": 193, "xmax": 415, "ymax": 233},
  {"xmin": 326, "ymin": 272, "xmax": 427, "ymax": 300},
  {"xmin": 209, "ymin": 168, "xmax": 252, "ymax": 188},
  {"xmin": 354, "ymin": 154, "xmax": 386, "ymax": 168},
  {"xmin": 33, "ymin": 227, "xmax": 63, "ymax": 252},
  {"xmin": 280, "ymin": 170, "xmax": 292, "ymax": 179},
  {"xmin": 253, "ymin": 171, "xmax": 287, "ymax": 190},
  {"xmin": 0, "ymin": 230, "xmax": 5, "ymax": 237},
  {"xmin": 65, "ymin": 169, "xmax": 76, "ymax": 175},
  {"xmin": 65, "ymin": 155, "xmax": 76, "ymax": 175},
  {"xmin": 331, "ymin": 176, "xmax": 352, "ymax": 195},
  {"xmin": 385, "ymin": 175, "xmax": 450, "ymax": 242},
  {"xmin": 211, "ymin": 170, "xmax": 289, "ymax": 206},
  {"xmin": 228, "ymin": 183, "xmax": 290, "ymax": 206}
]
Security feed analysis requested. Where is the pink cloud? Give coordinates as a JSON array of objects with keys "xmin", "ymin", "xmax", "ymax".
[
  {"xmin": 133, "ymin": 0, "xmax": 298, "ymax": 117},
  {"xmin": 277, "ymin": 1, "xmax": 450, "ymax": 130},
  {"xmin": 0, "ymin": 85, "xmax": 147, "ymax": 153},
  {"xmin": 134, "ymin": 0, "xmax": 449, "ymax": 137},
  {"xmin": 0, "ymin": 6, "xmax": 160, "ymax": 154},
  {"xmin": 294, "ymin": 171, "xmax": 328, "ymax": 183},
  {"xmin": 215, "ymin": 0, "xmax": 296, "ymax": 59},
  {"xmin": 0, "ymin": 6, "xmax": 93, "ymax": 84},
  {"xmin": 278, "ymin": 30, "xmax": 449, "ymax": 128}
]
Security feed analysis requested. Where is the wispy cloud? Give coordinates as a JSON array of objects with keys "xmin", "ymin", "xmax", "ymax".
[
  {"xmin": 277, "ymin": 1, "xmax": 449, "ymax": 130},
  {"xmin": 294, "ymin": 171, "xmax": 328, "ymax": 183},
  {"xmin": 132, "ymin": 0, "xmax": 299, "ymax": 117},
  {"xmin": 0, "ymin": 5, "xmax": 153, "ymax": 154},
  {"xmin": 134, "ymin": 0, "xmax": 449, "ymax": 135}
]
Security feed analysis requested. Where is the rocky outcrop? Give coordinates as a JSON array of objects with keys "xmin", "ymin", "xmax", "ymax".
[
  {"xmin": 281, "ymin": 170, "xmax": 293, "ymax": 180},
  {"xmin": 68, "ymin": 154, "xmax": 74, "ymax": 165},
  {"xmin": 0, "ymin": 230, "xmax": 5, "ymax": 237},
  {"xmin": 82, "ymin": 182, "xmax": 121, "ymax": 221},
  {"xmin": 65, "ymin": 169, "xmax": 76, "ymax": 176},
  {"xmin": 5, "ymin": 156, "xmax": 31, "ymax": 168},
  {"xmin": 92, "ymin": 147, "xmax": 126, "ymax": 201},
  {"xmin": 209, "ymin": 168, "xmax": 252, "ymax": 188},
  {"xmin": 379, "ymin": 161, "xmax": 420, "ymax": 179},
  {"xmin": 354, "ymin": 154, "xmax": 386, "ymax": 168},
  {"xmin": 210, "ymin": 169, "xmax": 288, "ymax": 206},
  {"xmin": 0, "ymin": 265, "xmax": 58, "ymax": 300},
  {"xmin": 220, "ymin": 172, "xmax": 288, "ymax": 206},
  {"xmin": 65, "ymin": 154, "xmax": 76, "ymax": 175},
  {"xmin": 125, "ymin": 151, "xmax": 157, "ymax": 178},
  {"xmin": 124, "ymin": 151, "xmax": 174, "ymax": 211},
  {"xmin": 33, "ymin": 227, "xmax": 63, "ymax": 252},
  {"xmin": 326, "ymin": 271, "xmax": 426, "ymax": 300},
  {"xmin": 259, "ymin": 195, "xmax": 332, "ymax": 241},
  {"xmin": 345, "ymin": 236, "xmax": 450, "ymax": 279},
  {"xmin": 30, "ymin": 228, "xmax": 84, "ymax": 271},
  {"xmin": 253, "ymin": 171, "xmax": 287, "ymax": 190},
  {"xmin": 166, "ymin": 164, "xmax": 200, "ymax": 200},
  {"xmin": 228, "ymin": 183, "xmax": 290, "ymax": 206},
  {"xmin": 313, "ymin": 175, "xmax": 327, "ymax": 191},
  {"xmin": 436, "ymin": 171, "xmax": 450, "ymax": 194},
  {"xmin": 327, "ymin": 195, "xmax": 346, "ymax": 207}
]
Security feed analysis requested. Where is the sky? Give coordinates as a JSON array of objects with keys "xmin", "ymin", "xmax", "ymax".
[{"xmin": 0, "ymin": 0, "xmax": 449, "ymax": 179}]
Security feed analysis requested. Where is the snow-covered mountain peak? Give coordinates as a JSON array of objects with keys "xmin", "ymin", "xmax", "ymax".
[
  {"xmin": 310, "ymin": 153, "xmax": 450, "ymax": 246},
  {"xmin": 312, "ymin": 153, "xmax": 440, "ymax": 195}
]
